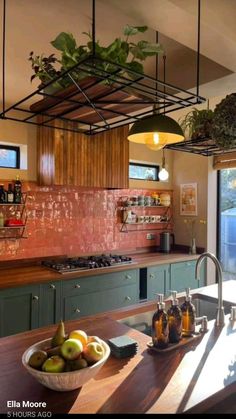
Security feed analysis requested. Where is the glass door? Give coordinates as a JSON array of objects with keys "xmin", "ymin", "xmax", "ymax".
[{"xmin": 218, "ymin": 169, "xmax": 236, "ymax": 280}]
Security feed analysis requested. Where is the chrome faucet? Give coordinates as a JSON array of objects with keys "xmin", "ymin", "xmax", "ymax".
[{"xmin": 195, "ymin": 252, "xmax": 225, "ymax": 327}]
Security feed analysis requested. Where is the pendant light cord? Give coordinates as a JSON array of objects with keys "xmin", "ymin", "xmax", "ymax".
[
  {"xmin": 92, "ymin": 0, "xmax": 96, "ymax": 57},
  {"xmin": 163, "ymin": 54, "xmax": 166, "ymax": 114},
  {"xmin": 196, "ymin": 0, "xmax": 201, "ymax": 100},
  {"xmin": 2, "ymin": 0, "xmax": 6, "ymax": 115}
]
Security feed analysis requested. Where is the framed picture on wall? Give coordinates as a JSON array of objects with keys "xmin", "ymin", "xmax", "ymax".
[{"xmin": 180, "ymin": 183, "xmax": 198, "ymax": 216}]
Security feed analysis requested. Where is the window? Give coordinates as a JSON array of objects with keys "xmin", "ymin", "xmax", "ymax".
[
  {"xmin": 218, "ymin": 168, "xmax": 236, "ymax": 280},
  {"xmin": 129, "ymin": 162, "xmax": 159, "ymax": 181},
  {"xmin": 0, "ymin": 145, "xmax": 20, "ymax": 169}
]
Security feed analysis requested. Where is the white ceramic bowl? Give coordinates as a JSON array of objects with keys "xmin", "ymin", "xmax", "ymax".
[{"xmin": 22, "ymin": 337, "xmax": 110, "ymax": 392}]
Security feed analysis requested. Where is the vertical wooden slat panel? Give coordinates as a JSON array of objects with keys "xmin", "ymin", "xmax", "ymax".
[{"xmin": 37, "ymin": 123, "xmax": 129, "ymax": 188}]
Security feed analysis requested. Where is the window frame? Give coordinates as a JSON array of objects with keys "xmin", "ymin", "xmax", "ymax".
[
  {"xmin": 129, "ymin": 161, "xmax": 160, "ymax": 181},
  {"xmin": 0, "ymin": 145, "xmax": 20, "ymax": 169}
]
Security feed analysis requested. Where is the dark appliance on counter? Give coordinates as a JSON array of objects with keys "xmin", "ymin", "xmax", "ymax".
[
  {"xmin": 159, "ymin": 232, "xmax": 175, "ymax": 253},
  {"xmin": 42, "ymin": 254, "xmax": 133, "ymax": 274}
]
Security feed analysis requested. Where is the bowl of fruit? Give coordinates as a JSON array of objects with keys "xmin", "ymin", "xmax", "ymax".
[{"xmin": 22, "ymin": 321, "xmax": 110, "ymax": 391}]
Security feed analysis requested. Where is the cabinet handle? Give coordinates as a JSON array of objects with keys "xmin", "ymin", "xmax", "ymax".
[
  {"xmin": 32, "ymin": 295, "xmax": 39, "ymax": 301},
  {"xmin": 125, "ymin": 274, "xmax": 131, "ymax": 280},
  {"xmin": 75, "ymin": 284, "xmax": 81, "ymax": 289},
  {"xmin": 125, "ymin": 296, "xmax": 131, "ymax": 301},
  {"xmin": 150, "ymin": 274, "xmax": 155, "ymax": 279},
  {"xmin": 50, "ymin": 284, "xmax": 56, "ymax": 289},
  {"xmin": 75, "ymin": 308, "xmax": 81, "ymax": 313}
]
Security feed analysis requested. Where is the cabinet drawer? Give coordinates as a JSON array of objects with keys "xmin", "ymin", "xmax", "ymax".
[
  {"xmin": 62, "ymin": 269, "xmax": 138, "ymax": 296},
  {"xmin": 63, "ymin": 284, "xmax": 139, "ymax": 321}
]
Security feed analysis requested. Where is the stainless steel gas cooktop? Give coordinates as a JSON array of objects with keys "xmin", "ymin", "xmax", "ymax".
[{"xmin": 42, "ymin": 254, "xmax": 133, "ymax": 274}]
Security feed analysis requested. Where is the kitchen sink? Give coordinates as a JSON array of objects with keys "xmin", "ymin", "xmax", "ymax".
[{"xmin": 118, "ymin": 294, "xmax": 232, "ymax": 337}]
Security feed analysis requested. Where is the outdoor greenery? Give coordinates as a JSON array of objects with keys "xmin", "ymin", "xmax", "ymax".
[
  {"xmin": 220, "ymin": 168, "xmax": 236, "ymax": 211},
  {"xmin": 29, "ymin": 26, "xmax": 163, "ymax": 90}
]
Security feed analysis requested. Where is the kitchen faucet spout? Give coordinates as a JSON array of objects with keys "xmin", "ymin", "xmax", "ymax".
[{"xmin": 195, "ymin": 252, "xmax": 225, "ymax": 327}]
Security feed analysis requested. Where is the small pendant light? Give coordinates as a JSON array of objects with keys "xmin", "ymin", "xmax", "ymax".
[
  {"xmin": 128, "ymin": 34, "xmax": 184, "ymax": 148},
  {"xmin": 158, "ymin": 148, "xmax": 169, "ymax": 181}
]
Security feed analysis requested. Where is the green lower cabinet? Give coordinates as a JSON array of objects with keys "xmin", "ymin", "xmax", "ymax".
[
  {"xmin": 147, "ymin": 264, "xmax": 170, "ymax": 300},
  {"xmin": 62, "ymin": 270, "xmax": 139, "ymax": 321},
  {"xmin": 39, "ymin": 282, "xmax": 61, "ymax": 328},
  {"xmin": 0, "ymin": 285, "xmax": 40, "ymax": 337},
  {"xmin": 170, "ymin": 260, "xmax": 205, "ymax": 293}
]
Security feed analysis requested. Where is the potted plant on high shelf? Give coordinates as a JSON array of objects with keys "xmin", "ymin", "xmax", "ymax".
[
  {"xmin": 179, "ymin": 107, "xmax": 214, "ymax": 141},
  {"xmin": 179, "ymin": 94, "xmax": 236, "ymax": 151},
  {"xmin": 29, "ymin": 26, "xmax": 163, "ymax": 123}
]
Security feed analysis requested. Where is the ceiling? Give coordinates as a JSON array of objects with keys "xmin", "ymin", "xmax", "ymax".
[{"xmin": 0, "ymin": 0, "xmax": 235, "ymax": 108}]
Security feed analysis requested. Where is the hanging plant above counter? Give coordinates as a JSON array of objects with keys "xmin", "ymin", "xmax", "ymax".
[
  {"xmin": 179, "ymin": 108, "xmax": 214, "ymax": 140},
  {"xmin": 211, "ymin": 93, "xmax": 236, "ymax": 150},
  {"xmin": 29, "ymin": 26, "xmax": 164, "ymax": 91},
  {"xmin": 176, "ymin": 94, "xmax": 236, "ymax": 153}
]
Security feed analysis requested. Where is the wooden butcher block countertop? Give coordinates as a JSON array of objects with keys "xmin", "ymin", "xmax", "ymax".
[
  {"xmin": 0, "ymin": 281, "xmax": 236, "ymax": 414},
  {"xmin": 0, "ymin": 252, "xmax": 200, "ymax": 289}
]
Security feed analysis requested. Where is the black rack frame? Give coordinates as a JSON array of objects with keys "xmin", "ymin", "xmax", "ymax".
[
  {"xmin": 165, "ymin": 136, "xmax": 236, "ymax": 156},
  {"xmin": 0, "ymin": 0, "xmax": 206, "ymax": 136}
]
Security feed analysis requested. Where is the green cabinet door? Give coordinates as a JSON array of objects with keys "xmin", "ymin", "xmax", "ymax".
[
  {"xmin": 39, "ymin": 282, "xmax": 61, "ymax": 327},
  {"xmin": 0, "ymin": 285, "xmax": 40, "ymax": 337},
  {"xmin": 170, "ymin": 260, "xmax": 205, "ymax": 293},
  {"xmin": 147, "ymin": 264, "xmax": 170, "ymax": 300}
]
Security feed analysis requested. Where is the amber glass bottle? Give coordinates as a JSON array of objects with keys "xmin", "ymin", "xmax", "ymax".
[
  {"xmin": 152, "ymin": 294, "xmax": 169, "ymax": 349},
  {"xmin": 167, "ymin": 291, "xmax": 182, "ymax": 343},
  {"xmin": 180, "ymin": 288, "xmax": 196, "ymax": 337}
]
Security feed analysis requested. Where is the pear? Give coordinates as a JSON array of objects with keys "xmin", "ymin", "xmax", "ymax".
[
  {"xmin": 28, "ymin": 350, "xmax": 48, "ymax": 369},
  {"xmin": 46, "ymin": 345, "xmax": 61, "ymax": 357},
  {"xmin": 51, "ymin": 320, "xmax": 66, "ymax": 348}
]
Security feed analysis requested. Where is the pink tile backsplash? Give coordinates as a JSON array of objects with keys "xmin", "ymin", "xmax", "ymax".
[{"xmin": 0, "ymin": 182, "xmax": 172, "ymax": 261}]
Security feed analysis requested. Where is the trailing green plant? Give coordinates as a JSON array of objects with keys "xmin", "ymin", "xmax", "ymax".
[
  {"xmin": 179, "ymin": 108, "xmax": 214, "ymax": 140},
  {"xmin": 29, "ymin": 26, "xmax": 163, "ymax": 90},
  {"xmin": 211, "ymin": 93, "xmax": 236, "ymax": 150}
]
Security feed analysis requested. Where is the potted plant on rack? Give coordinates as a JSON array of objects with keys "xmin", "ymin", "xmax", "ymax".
[
  {"xmin": 29, "ymin": 26, "xmax": 163, "ymax": 91},
  {"xmin": 179, "ymin": 107, "xmax": 214, "ymax": 141},
  {"xmin": 29, "ymin": 26, "xmax": 164, "ymax": 123}
]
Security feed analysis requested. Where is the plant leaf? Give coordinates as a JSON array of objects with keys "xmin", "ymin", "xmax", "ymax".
[
  {"xmin": 123, "ymin": 24, "xmax": 148, "ymax": 36},
  {"xmin": 51, "ymin": 32, "xmax": 77, "ymax": 54},
  {"xmin": 126, "ymin": 61, "xmax": 144, "ymax": 74}
]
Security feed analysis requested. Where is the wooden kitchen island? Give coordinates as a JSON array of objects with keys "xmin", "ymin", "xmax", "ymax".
[{"xmin": 0, "ymin": 284, "xmax": 236, "ymax": 414}]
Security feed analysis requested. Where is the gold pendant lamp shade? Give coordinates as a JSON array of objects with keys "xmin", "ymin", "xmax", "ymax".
[{"xmin": 127, "ymin": 113, "xmax": 184, "ymax": 149}]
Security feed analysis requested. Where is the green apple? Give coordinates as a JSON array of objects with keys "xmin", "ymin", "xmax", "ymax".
[
  {"xmin": 61, "ymin": 338, "xmax": 83, "ymax": 361},
  {"xmin": 83, "ymin": 342, "xmax": 104, "ymax": 364},
  {"xmin": 42, "ymin": 355, "xmax": 65, "ymax": 373}
]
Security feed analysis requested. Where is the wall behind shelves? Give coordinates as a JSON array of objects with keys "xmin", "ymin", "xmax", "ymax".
[{"xmin": 0, "ymin": 182, "xmax": 172, "ymax": 261}]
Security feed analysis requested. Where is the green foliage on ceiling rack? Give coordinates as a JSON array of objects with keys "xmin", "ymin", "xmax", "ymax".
[{"xmin": 28, "ymin": 26, "xmax": 163, "ymax": 90}]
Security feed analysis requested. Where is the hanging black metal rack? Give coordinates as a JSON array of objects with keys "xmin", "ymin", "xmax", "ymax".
[
  {"xmin": 0, "ymin": 0, "xmax": 207, "ymax": 136},
  {"xmin": 165, "ymin": 136, "xmax": 236, "ymax": 156}
]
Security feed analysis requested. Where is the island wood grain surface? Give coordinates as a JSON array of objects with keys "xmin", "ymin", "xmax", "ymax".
[{"xmin": 0, "ymin": 308, "xmax": 235, "ymax": 414}]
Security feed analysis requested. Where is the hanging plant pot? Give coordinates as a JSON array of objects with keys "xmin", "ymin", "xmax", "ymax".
[{"xmin": 211, "ymin": 93, "xmax": 236, "ymax": 150}]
